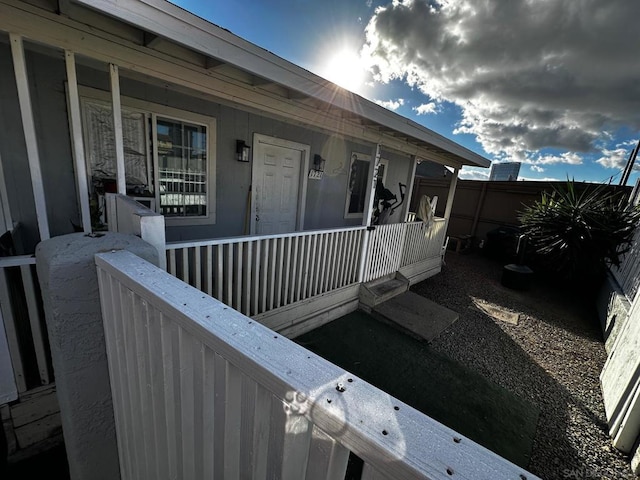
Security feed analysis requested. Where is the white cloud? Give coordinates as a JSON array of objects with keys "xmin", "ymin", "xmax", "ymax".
[
  {"xmin": 362, "ymin": 0, "xmax": 640, "ymax": 161},
  {"xmin": 596, "ymin": 148, "xmax": 629, "ymax": 169},
  {"xmin": 413, "ymin": 102, "xmax": 438, "ymax": 115},
  {"xmin": 595, "ymin": 140, "xmax": 639, "ymax": 170},
  {"xmin": 527, "ymin": 152, "xmax": 583, "ymax": 166},
  {"xmin": 518, "ymin": 175, "xmax": 562, "ymax": 182},
  {"xmin": 530, "ymin": 165, "xmax": 545, "ymax": 173},
  {"xmin": 459, "ymin": 166, "xmax": 490, "ymax": 180},
  {"xmin": 374, "ymin": 98, "xmax": 405, "ymax": 111}
]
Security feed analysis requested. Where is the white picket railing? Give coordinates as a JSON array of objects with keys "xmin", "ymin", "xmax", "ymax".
[
  {"xmin": 166, "ymin": 227, "xmax": 366, "ymax": 317},
  {"xmin": 0, "ymin": 255, "xmax": 51, "ymax": 399},
  {"xmin": 362, "ymin": 219, "xmax": 447, "ymax": 283},
  {"xmin": 361, "ymin": 223, "xmax": 406, "ymax": 283},
  {"xmin": 96, "ymin": 250, "xmax": 538, "ymax": 480},
  {"xmin": 166, "ymin": 220, "xmax": 448, "ymax": 317},
  {"xmin": 400, "ymin": 219, "xmax": 447, "ymax": 268}
]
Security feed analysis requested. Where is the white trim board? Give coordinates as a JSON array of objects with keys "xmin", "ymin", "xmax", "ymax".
[
  {"xmin": 64, "ymin": 52, "xmax": 92, "ymax": 233},
  {"xmin": 0, "ymin": 151, "xmax": 13, "ymax": 233},
  {"xmin": 253, "ymin": 283, "xmax": 361, "ymax": 338},
  {"xmin": 9, "ymin": 33, "xmax": 49, "ymax": 240}
]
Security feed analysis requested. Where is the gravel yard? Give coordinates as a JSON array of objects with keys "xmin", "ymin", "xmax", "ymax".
[{"xmin": 412, "ymin": 251, "xmax": 634, "ymax": 480}]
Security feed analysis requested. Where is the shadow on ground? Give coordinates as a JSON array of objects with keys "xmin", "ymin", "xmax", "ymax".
[
  {"xmin": 296, "ymin": 310, "xmax": 540, "ymax": 468},
  {"xmin": 2, "ymin": 442, "xmax": 69, "ymax": 480},
  {"xmin": 411, "ymin": 251, "xmax": 633, "ymax": 479}
]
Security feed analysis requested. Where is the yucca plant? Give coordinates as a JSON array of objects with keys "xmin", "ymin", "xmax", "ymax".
[{"xmin": 518, "ymin": 180, "xmax": 640, "ymax": 285}]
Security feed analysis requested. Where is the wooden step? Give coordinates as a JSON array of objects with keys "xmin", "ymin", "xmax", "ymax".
[
  {"xmin": 373, "ymin": 291, "xmax": 459, "ymax": 342},
  {"xmin": 359, "ymin": 274, "xmax": 409, "ymax": 309}
]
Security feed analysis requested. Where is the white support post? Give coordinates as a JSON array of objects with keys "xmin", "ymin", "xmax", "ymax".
[
  {"xmin": 109, "ymin": 63, "xmax": 127, "ymax": 195},
  {"xmin": 443, "ymin": 167, "xmax": 459, "ymax": 233},
  {"xmin": 357, "ymin": 228, "xmax": 371, "ymax": 283},
  {"xmin": 0, "ymin": 151, "xmax": 14, "ymax": 233},
  {"xmin": 9, "ymin": 33, "xmax": 50, "ymax": 240},
  {"xmin": 403, "ymin": 155, "xmax": 418, "ymax": 221},
  {"xmin": 362, "ymin": 144, "xmax": 381, "ymax": 227},
  {"xmin": 65, "ymin": 50, "xmax": 92, "ymax": 233}
]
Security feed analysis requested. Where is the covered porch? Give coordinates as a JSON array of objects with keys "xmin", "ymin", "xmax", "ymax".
[
  {"xmin": 0, "ymin": 0, "xmax": 499, "ymax": 475},
  {"xmin": 0, "ymin": 0, "xmax": 487, "ymax": 399}
]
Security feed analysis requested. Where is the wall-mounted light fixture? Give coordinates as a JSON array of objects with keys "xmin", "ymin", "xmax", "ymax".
[
  {"xmin": 313, "ymin": 154, "xmax": 326, "ymax": 172},
  {"xmin": 236, "ymin": 140, "xmax": 250, "ymax": 162},
  {"xmin": 308, "ymin": 154, "xmax": 326, "ymax": 180}
]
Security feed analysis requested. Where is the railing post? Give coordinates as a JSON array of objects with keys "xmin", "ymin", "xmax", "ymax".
[
  {"xmin": 403, "ymin": 155, "xmax": 418, "ymax": 222},
  {"xmin": 362, "ymin": 144, "xmax": 382, "ymax": 227},
  {"xmin": 443, "ymin": 167, "xmax": 459, "ymax": 235},
  {"xmin": 358, "ymin": 227, "xmax": 373, "ymax": 283}
]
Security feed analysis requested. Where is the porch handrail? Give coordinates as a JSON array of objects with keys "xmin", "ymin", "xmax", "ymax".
[
  {"xmin": 166, "ymin": 226, "xmax": 366, "ymax": 317},
  {"xmin": 96, "ymin": 250, "xmax": 538, "ymax": 480},
  {"xmin": 166, "ymin": 225, "xmax": 367, "ymax": 250}
]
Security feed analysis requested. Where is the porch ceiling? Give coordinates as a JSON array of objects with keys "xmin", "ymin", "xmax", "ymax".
[{"xmin": 9, "ymin": 0, "xmax": 491, "ymax": 169}]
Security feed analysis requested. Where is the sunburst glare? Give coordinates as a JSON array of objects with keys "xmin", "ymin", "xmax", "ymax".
[{"xmin": 320, "ymin": 48, "xmax": 366, "ymax": 94}]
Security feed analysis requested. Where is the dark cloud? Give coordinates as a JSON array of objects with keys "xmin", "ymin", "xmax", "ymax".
[{"xmin": 363, "ymin": 0, "xmax": 640, "ymax": 164}]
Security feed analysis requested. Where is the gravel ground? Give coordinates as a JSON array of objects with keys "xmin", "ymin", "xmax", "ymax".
[{"xmin": 412, "ymin": 251, "xmax": 635, "ymax": 480}]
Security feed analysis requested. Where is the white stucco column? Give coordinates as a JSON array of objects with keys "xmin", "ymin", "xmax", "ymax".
[{"xmin": 36, "ymin": 233, "xmax": 159, "ymax": 480}]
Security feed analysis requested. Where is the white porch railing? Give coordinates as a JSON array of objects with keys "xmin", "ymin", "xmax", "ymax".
[
  {"xmin": 96, "ymin": 250, "xmax": 537, "ymax": 480},
  {"xmin": 167, "ymin": 220, "xmax": 448, "ymax": 318},
  {"xmin": 166, "ymin": 227, "xmax": 366, "ymax": 317},
  {"xmin": 362, "ymin": 223, "xmax": 406, "ymax": 283},
  {"xmin": 0, "ymin": 255, "xmax": 52, "ymax": 400},
  {"xmin": 361, "ymin": 219, "xmax": 447, "ymax": 283},
  {"xmin": 401, "ymin": 219, "xmax": 447, "ymax": 268}
]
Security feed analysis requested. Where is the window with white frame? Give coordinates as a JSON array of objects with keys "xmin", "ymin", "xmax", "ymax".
[
  {"xmin": 155, "ymin": 117, "xmax": 208, "ymax": 217},
  {"xmin": 79, "ymin": 88, "xmax": 216, "ymax": 226},
  {"xmin": 344, "ymin": 152, "xmax": 387, "ymax": 218}
]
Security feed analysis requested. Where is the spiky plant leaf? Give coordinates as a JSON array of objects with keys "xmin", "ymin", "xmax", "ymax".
[{"xmin": 518, "ymin": 180, "xmax": 640, "ymax": 283}]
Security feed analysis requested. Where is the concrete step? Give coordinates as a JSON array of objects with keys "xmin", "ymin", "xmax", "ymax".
[
  {"xmin": 372, "ymin": 291, "xmax": 459, "ymax": 342},
  {"xmin": 359, "ymin": 274, "xmax": 409, "ymax": 309}
]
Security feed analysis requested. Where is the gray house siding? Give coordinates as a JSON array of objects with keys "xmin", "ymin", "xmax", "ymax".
[{"xmin": 0, "ymin": 41, "xmax": 415, "ymax": 249}]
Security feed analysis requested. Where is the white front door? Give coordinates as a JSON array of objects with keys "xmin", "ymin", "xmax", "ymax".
[{"xmin": 251, "ymin": 135, "xmax": 309, "ymax": 235}]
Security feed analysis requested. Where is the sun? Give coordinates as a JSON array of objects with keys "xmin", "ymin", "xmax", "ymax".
[{"xmin": 321, "ymin": 48, "xmax": 366, "ymax": 94}]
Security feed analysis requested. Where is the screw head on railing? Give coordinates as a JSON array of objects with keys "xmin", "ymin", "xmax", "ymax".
[{"xmin": 336, "ymin": 382, "xmax": 346, "ymax": 393}]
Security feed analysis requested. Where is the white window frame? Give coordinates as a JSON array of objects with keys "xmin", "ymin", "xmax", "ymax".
[
  {"xmin": 344, "ymin": 152, "xmax": 388, "ymax": 219},
  {"xmin": 77, "ymin": 86, "xmax": 217, "ymax": 226}
]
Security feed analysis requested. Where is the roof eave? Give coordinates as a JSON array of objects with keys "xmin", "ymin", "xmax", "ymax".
[{"xmin": 71, "ymin": 0, "xmax": 491, "ymax": 169}]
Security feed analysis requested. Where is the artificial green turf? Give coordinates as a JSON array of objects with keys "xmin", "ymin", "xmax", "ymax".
[{"xmin": 295, "ymin": 310, "xmax": 539, "ymax": 468}]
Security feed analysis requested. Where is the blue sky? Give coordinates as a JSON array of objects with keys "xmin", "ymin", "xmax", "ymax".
[{"xmin": 170, "ymin": 0, "xmax": 640, "ymax": 184}]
